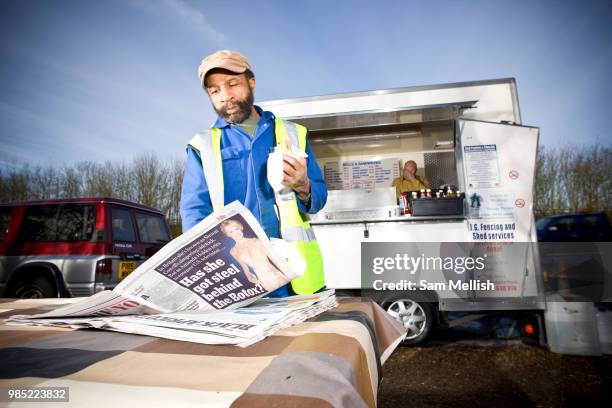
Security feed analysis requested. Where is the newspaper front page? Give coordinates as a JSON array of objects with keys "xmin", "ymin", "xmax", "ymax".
[{"xmin": 7, "ymin": 201, "xmax": 335, "ymax": 346}]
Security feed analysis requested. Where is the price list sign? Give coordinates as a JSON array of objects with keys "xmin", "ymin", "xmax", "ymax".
[
  {"xmin": 464, "ymin": 144, "xmax": 500, "ymax": 189},
  {"xmin": 324, "ymin": 159, "xmax": 400, "ymax": 191}
]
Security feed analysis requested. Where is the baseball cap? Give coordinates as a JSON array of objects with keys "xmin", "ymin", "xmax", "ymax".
[{"xmin": 198, "ymin": 50, "xmax": 253, "ymax": 88}]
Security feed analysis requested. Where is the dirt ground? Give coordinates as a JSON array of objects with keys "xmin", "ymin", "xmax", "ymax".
[{"xmin": 378, "ymin": 344, "xmax": 612, "ymax": 408}]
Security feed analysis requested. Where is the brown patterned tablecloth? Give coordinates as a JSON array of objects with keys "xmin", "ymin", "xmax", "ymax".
[{"xmin": 0, "ymin": 297, "xmax": 404, "ymax": 407}]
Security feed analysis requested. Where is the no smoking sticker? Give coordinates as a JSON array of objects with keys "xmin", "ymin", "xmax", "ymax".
[
  {"xmin": 509, "ymin": 170, "xmax": 519, "ymax": 180},
  {"xmin": 515, "ymin": 198, "xmax": 525, "ymax": 208}
]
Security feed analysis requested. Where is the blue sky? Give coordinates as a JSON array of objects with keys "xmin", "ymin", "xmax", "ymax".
[{"xmin": 1, "ymin": 0, "xmax": 611, "ymax": 168}]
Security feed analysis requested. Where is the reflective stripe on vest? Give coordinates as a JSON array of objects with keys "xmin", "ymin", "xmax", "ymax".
[
  {"xmin": 282, "ymin": 226, "xmax": 317, "ymax": 242},
  {"xmin": 187, "ymin": 119, "xmax": 324, "ymax": 294},
  {"xmin": 187, "ymin": 128, "xmax": 224, "ymax": 211},
  {"xmin": 274, "ymin": 118, "xmax": 305, "ymax": 152},
  {"xmin": 271, "ymin": 119, "xmax": 325, "ymax": 294}
]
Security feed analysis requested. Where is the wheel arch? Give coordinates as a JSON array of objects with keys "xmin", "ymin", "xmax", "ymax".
[{"xmin": 6, "ymin": 262, "xmax": 68, "ymax": 297}]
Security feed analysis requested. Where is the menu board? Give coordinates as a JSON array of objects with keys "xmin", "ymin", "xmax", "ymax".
[
  {"xmin": 463, "ymin": 144, "xmax": 500, "ymax": 189},
  {"xmin": 323, "ymin": 159, "xmax": 400, "ymax": 191}
]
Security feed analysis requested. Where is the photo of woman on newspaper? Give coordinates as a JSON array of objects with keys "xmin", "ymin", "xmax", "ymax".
[{"xmin": 220, "ymin": 219, "xmax": 289, "ymax": 292}]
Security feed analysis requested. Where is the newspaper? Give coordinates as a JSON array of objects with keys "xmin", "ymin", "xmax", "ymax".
[
  {"xmin": 7, "ymin": 201, "xmax": 337, "ymax": 346},
  {"xmin": 8, "ymin": 291, "xmax": 337, "ymax": 347}
]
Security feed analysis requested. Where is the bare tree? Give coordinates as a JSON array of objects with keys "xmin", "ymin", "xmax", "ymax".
[
  {"xmin": 535, "ymin": 144, "xmax": 611, "ymax": 217},
  {"xmin": 62, "ymin": 166, "xmax": 81, "ymax": 198},
  {"xmin": 0, "ymin": 169, "xmax": 30, "ymax": 203},
  {"xmin": 534, "ymin": 146, "xmax": 550, "ymax": 215},
  {"xmin": 2, "ymin": 142, "xmax": 606, "ymax": 230},
  {"xmin": 584, "ymin": 145, "xmax": 611, "ymax": 212},
  {"xmin": 76, "ymin": 161, "xmax": 97, "ymax": 197},
  {"xmin": 29, "ymin": 165, "xmax": 61, "ymax": 200},
  {"xmin": 133, "ymin": 153, "xmax": 167, "ymax": 209},
  {"xmin": 534, "ymin": 146, "xmax": 564, "ymax": 216},
  {"xmin": 113, "ymin": 161, "xmax": 134, "ymax": 202},
  {"xmin": 77, "ymin": 161, "xmax": 115, "ymax": 197},
  {"xmin": 166, "ymin": 156, "xmax": 184, "ymax": 237}
]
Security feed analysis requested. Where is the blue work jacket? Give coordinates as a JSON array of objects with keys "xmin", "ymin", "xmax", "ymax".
[{"xmin": 180, "ymin": 106, "xmax": 328, "ymax": 238}]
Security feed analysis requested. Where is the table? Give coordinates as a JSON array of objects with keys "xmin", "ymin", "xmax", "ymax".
[{"xmin": 0, "ymin": 297, "xmax": 404, "ymax": 407}]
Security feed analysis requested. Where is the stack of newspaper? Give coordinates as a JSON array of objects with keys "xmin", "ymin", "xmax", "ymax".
[
  {"xmin": 8, "ymin": 290, "xmax": 337, "ymax": 347},
  {"xmin": 7, "ymin": 201, "xmax": 337, "ymax": 347}
]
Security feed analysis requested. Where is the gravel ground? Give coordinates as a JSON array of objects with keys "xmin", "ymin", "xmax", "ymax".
[{"xmin": 378, "ymin": 344, "xmax": 612, "ymax": 408}]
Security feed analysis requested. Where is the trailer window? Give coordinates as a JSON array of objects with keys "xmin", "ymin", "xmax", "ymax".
[
  {"xmin": 311, "ymin": 123, "xmax": 457, "ymax": 191},
  {"xmin": 111, "ymin": 207, "xmax": 135, "ymax": 242},
  {"xmin": 135, "ymin": 212, "xmax": 170, "ymax": 244}
]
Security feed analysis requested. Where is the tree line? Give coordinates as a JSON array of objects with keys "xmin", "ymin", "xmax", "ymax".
[
  {"xmin": 533, "ymin": 144, "xmax": 610, "ymax": 218},
  {"xmin": 0, "ymin": 153, "xmax": 184, "ymax": 236},
  {"xmin": 0, "ymin": 144, "xmax": 609, "ymax": 236}
]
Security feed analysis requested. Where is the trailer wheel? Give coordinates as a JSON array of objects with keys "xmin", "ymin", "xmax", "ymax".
[
  {"xmin": 385, "ymin": 297, "xmax": 435, "ymax": 345},
  {"xmin": 9, "ymin": 275, "xmax": 57, "ymax": 299}
]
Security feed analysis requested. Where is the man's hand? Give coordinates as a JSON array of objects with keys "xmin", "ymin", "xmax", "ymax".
[{"xmin": 282, "ymin": 154, "xmax": 311, "ymax": 200}]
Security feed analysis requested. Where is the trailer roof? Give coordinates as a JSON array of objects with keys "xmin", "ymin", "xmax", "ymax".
[
  {"xmin": 260, "ymin": 77, "xmax": 517, "ymax": 106},
  {"xmin": 259, "ymin": 77, "xmax": 522, "ymax": 126}
]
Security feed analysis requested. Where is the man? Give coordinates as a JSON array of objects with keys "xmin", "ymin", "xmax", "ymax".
[
  {"xmin": 180, "ymin": 50, "xmax": 327, "ymax": 297},
  {"xmin": 392, "ymin": 160, "xmax": 430, "ymax": 200}
]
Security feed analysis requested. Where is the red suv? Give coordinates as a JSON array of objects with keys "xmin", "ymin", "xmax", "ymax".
[{"xmin": 0, "ymin": 198, "xmax": 171, "ymax": 298}]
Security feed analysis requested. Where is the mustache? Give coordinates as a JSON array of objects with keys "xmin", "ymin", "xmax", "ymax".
[{"xmin": 215, "ymin": 89, "xmax": 254, "ymax": 124}]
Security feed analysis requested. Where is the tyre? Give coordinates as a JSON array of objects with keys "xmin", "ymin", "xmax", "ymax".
[
  {"xmin": 384, "ymin": 296, "xmax": 435, "ymax": 345},
  {"xmin": 10, "ymin": 275, "xmax": 57, "ymax": 299}
]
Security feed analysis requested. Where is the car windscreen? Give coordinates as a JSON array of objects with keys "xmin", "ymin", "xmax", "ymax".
[
  {"xmin": 135, "ymin": 212, "xmax": 170, "ymax": 244},
  {"xmin": 18, "ymin": 204, "xmax": 95, "ymax": 242}
]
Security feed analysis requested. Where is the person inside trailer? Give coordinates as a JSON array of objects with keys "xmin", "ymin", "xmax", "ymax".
[{"xmin": 392, "ymin": 160, "xmax": 430, "ymax": 200}]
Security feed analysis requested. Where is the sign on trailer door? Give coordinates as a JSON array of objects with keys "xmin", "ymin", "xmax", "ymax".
[{"xmin": 455, "ymin": 118, "xmax": 540, "ymax": 300}]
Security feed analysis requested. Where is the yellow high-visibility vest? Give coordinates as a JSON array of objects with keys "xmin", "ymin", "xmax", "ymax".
[{"xmin": 187, "ymin": 119, "xmax": 324, "ymax": 294}]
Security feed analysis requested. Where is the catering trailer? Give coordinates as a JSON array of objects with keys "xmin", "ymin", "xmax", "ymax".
[{"xmin": 261, "ymin": 79, "xmax": 550, "ymax": 346}]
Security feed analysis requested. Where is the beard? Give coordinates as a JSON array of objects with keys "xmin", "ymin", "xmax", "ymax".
[{"xmin": 214, "ymin": 86, "xmax": 255, "ymax": 124}]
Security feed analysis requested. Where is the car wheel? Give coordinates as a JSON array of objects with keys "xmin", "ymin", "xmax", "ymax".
[
  {"xmin": 11, "ymin": 275, "xmax": 57, "ymax": 299},
  {"xmin": 385, "ymin": 297, "xmax": 435, "ymax": 345}
]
